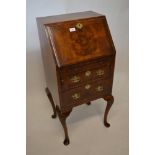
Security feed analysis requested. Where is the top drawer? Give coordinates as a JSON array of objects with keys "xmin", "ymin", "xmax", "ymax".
[{"xmin": 60, "ymin": 58, "xmax": 113, "ymax": 90}]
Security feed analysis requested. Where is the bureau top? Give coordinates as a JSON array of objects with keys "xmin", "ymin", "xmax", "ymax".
[
  {"xmin": 37, "ymin": 11, "xmax": 103, "ymax": 24},
  {"xmin": 37, "ymin": 11, "xmax": 116, "ymax": 67}
]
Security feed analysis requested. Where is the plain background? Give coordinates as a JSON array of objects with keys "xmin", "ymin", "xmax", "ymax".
[
  {"xmin": 1, "ymin": 1, "xmax": 155, "ymax": 155},
  {"xmin": 26, "ymin": 0, "xmax": 129, "ymax": 155}
]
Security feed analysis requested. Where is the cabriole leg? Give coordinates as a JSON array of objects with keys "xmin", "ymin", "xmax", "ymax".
[
  {"xmin": 103, "ymin": 95, "xmax": 114, "ymax": 127},
  {"xmin": 56, "ymin": 106, "xmax": 72, "ymax": 145},
  {"xmin": 45, "ymin": 87, "xmax": 57, "ymax": 118}
]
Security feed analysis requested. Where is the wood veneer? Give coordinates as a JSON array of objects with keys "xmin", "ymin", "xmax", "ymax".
[{"xmin": 37, "ymin": 11, "xmax": 116, "ymax": 145}]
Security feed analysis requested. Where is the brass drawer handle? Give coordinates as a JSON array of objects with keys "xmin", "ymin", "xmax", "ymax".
[
  {"xmin": 72, "ymin": 93, "xmax": 80, "ymax": 100},
  {"xmin": 70, "ymin": 76, "xmax": 80, "ymax": 83},
  {"xmin": 85, "ymin": 70, "xmax": 91, "ymax": 77},
  {"xmin": 96, "ymin": 86, "xmax": 104, "ymax": 92},
  {"xmin": 85, "ymin": 84, "xmax": 91, "ymax": 90},
  {"xmin": 96, "ymin": 69, "xmax": 104, "ymax": 76},
  {"xmin": 75, "ymin": 23, "xmax": 83, "ymax": 29}
]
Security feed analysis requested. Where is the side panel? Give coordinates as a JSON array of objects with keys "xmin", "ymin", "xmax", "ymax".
[{"xmin": 36, "ymin": 18, "xmax": 60, "ymax": 107}]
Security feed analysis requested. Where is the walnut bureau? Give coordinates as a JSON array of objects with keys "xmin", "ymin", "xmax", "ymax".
[{"xmin": 37, "ymin": 11, "xmax": 116, "ymax": 145}]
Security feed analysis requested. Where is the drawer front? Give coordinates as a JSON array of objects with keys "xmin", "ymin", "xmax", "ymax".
[
  {"xmin": 60, "ymin": 59, "xmax": 113, "ymax": 90},
  {"xmin": 60, "ymin": 79, "xmax": 112, "ymax": 109}
]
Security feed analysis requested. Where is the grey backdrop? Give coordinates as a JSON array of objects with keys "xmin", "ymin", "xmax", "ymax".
[{"xmin": 27, "ymin": 1, "xmax": 129, "ymax": 155}]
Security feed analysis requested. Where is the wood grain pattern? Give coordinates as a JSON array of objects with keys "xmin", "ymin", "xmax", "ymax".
[
  {"xmin": 45, "ymin": 17, "xmax": 115, "ymax": 67},
  {"xmin": 37, "ymin": 18, "xmax": 61, "ymax": 108},
  {"xmin": 60, "ymin": 57, "xmax": 113, "ymax": 91},
  {"xmin": 61, "ymin": 79, "xmax": 112, "ymax": 110},
  {"xmin": 37, "ymin": 11, "xmax": 116, "ymax": 145}
]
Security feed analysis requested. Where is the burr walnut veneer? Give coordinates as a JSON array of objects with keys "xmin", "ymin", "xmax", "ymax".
[{"xmin": 37, "ymin": 11, "xmax": 116, "ymax": 145}]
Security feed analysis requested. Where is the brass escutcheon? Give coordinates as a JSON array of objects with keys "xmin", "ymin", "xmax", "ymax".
[
  {"xmin": 75, "ymin": 23, "xmax": 83, "ymax": 29},
  {"xmin": 96, "ymin": 86, "xmax": 104, "ymax": 92},
  {"xmin": 85, "ymin": 84, "xmax": 91, "ymax": 90},
  {"xmin": 96, "ymin": 69, "xmax": 104, "ymax": 76},
  {"xmin": 85, "ymin": 70, "xmax": 91, "ymax": 77},
  {"xmin": 70, "ymin": 76, "xmax": 80, "ymax": 83},
  {"xmin": 72, "ymin": 93, "xmax": 80, "ymax": 100}
]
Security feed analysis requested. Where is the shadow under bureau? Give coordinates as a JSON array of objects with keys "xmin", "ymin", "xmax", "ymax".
[{"xmin": 37, "ymin": 11, "xmax": 116, "ymax": 145}]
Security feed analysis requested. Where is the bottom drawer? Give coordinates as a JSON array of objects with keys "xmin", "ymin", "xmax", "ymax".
[{"xmin": 60, "ymin": 79, "xmax": 112, "ymax": 109}]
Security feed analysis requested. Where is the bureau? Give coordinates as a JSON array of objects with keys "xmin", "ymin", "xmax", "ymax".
[{"xmin": 37, "ymin": 11, "xmax": 116, "ymax": 145}]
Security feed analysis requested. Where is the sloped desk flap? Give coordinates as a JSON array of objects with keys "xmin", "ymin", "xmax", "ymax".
[{"xmin": 45, "ymin": 16, "xmax": 115, "ymax": 67}]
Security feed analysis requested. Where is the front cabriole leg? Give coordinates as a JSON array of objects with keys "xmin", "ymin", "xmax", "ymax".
[
  {"xmin": 45, "ymin": 87, "xmax": 57, "ymax": 118},
  {"xmin": 103, "ymin": 95, "xmax": 114, "ymax": 127},
  {"xmin": 56, "ymin": 106, "xmax": 72, "ymax": 145}
]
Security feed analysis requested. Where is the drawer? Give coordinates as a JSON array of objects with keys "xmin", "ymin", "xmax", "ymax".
[
  {"xmin": 60, "ymin": 79, "xmax": 112, "ymax": 109},
  {"xmin": 60, "ymin": 59, "xmax": 112, "ymax": 90}
]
